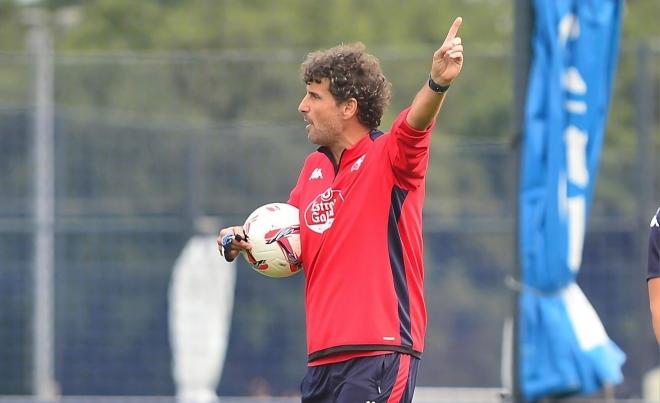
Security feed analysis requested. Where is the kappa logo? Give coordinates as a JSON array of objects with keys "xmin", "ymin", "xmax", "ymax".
[
  {"xmin": 651, "ymin": 210, "xmax": 659, "ymax": 228},
  {"xmin": 309, "ymin": 168, "xmax": 323, "ymax": 180},
  {"xmin": 351, "ymin": 154, "xmax": 366, "ymax": 172},
  {"xmin": 304, "ymin": 188, "xmax": 344, "ymax": 234}
]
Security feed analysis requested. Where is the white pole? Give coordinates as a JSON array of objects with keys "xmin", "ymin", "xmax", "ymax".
[{"xmin": 26, "ymin": 7, "xmax": 57, "ymax": 400}]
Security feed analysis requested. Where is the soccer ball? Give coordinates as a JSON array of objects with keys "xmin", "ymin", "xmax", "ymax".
[{"xmin": 241, "ymin": 203, "xmax": 302, "ymax": 278}]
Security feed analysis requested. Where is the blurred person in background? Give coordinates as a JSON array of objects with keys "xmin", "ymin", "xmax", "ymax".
[
  {"xmin": 218, "ymin": 17, "xmax": 464, "ymax": 403},
  {"xmin": 648, "ymin": 206, "xmax": 660, "ymax": 344}
]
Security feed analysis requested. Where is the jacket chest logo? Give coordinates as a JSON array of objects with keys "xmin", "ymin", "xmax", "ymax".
[
  {"xmin": 309, "ymin": 168, "xmax": 323, "ymax": 180},
  {"xmin": 350, "ymin": 154, "xmax": 366, "ymax": 172},
  {"xmin": 304, "ymin": 188, "xmax": 344, "ymax": 234}
]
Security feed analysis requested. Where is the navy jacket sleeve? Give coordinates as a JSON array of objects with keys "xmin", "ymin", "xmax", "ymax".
[{"xmin": 648, "ymin": 207, "xmax": 660, "ymax": 281}]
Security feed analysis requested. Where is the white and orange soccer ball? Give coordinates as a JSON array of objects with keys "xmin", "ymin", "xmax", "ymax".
[{"xmin": 241, "ymin": 203, "xmax": 302, "ymax": 278}]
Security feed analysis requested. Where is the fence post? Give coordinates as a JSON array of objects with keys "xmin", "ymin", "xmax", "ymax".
[
  {"xmin": 24, "ymin": 7, "xmax": 57, "ymax": 400},
  {"xmin": 512, "ymin": 1, "xmax": 533, "ymax": 402},
  {"xmin": 635, "ymin": 42, "xmax": 655, "ymax": 278}
]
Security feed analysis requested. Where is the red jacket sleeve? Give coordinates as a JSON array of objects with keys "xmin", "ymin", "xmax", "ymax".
[{"xmin": 386, "ymin": 107, "xmax": 436, "ymax": 191}]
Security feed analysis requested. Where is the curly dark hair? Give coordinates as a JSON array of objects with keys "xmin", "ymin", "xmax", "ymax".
[{"xmin": 301, "ymin": 42, "xmax": 392, "ymax": 129}]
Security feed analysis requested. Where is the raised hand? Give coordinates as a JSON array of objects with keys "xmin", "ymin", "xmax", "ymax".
[{"xmin": 431, "ymin": 17, "xmax": 464, "ymax": 86}]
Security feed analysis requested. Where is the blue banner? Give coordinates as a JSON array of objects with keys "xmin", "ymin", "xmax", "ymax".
[{"xmin": 519, "ymin": 0, "xmax": 625, "ymax": 401}]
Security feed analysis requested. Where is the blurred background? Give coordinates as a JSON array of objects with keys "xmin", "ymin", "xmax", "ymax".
[{"xmin": 0, "ymin": 0, "xmax": 658, "ymax": 401}]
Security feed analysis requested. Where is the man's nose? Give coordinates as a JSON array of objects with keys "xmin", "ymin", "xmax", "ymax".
[{"xmin": 298, "ymin": 97, "xmax": 308, "ymax": 113}]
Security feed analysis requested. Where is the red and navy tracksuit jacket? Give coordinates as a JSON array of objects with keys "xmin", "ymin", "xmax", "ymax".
[{"xmin": 288, "ymin": 107, "xmax": 435, "ymax": 365}]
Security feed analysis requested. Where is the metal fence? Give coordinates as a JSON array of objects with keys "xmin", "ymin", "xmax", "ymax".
[{"xmin": 0, "ymin": 42, "xmax": 658, "ymax": 401}]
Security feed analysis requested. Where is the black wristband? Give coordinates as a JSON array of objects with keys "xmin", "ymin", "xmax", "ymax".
[{"xmin": 428, "ymin": 75, "xmax": 450, "ymax": 93}]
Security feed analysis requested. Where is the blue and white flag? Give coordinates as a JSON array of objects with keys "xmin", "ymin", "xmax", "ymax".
[{"xmin": 519, "ymin": 0, "xmax": 625, "ymax": 401}]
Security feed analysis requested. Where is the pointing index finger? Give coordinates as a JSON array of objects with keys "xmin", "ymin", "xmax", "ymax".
[{"xmin": 444, "ymin": 17, "xmax": 463, "ymax": 44}]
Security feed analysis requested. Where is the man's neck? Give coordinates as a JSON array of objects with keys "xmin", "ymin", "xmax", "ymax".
[{"xmin": 328, "ymin": 123, "xmax": 370, "ymax": 164}]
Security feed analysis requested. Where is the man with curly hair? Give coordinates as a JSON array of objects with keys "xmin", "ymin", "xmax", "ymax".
[{"xmin": 218, "ymin": 17, "xmax": 464, "ymax": 403}]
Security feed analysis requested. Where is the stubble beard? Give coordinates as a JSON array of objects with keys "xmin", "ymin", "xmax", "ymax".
[{"xmin": 308, "ymin": 119, "xmax": 343, "ymax": 148}]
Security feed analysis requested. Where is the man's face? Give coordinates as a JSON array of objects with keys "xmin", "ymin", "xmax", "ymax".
[{"xmin": 298, "ymin": 78, "xmax": 344, "ymax": 147}]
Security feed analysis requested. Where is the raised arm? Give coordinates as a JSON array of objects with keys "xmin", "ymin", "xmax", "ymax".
[{"xmin": 406, "ymin": 17, "xmax": 464, "ymax": 130}]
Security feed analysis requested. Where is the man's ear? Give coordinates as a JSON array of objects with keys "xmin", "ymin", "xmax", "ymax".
[{"xmin": 341, "ymin": 98, "xmax": 358, "ymax": 120}]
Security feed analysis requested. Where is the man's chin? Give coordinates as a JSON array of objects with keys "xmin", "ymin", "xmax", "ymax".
[{"xmin": 307, "ymin": 132, "xmax": 320, "ymax": 145}]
